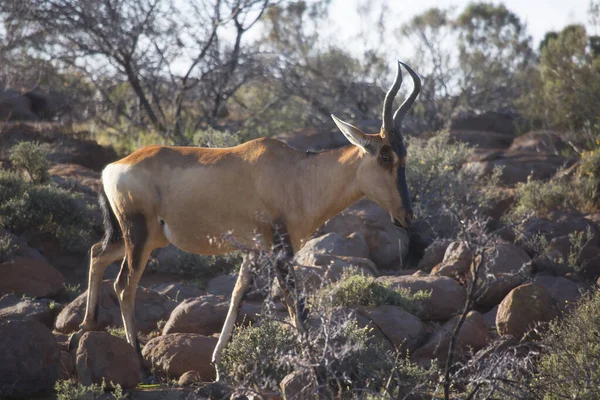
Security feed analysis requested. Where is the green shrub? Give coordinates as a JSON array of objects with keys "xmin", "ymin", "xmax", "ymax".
[
  {"xmin": 0, "ymin": 170, "xmax": 93, "ymax": 252},
  {"xmin": 319, "ymin": 272, "xmax": 430, "ymax": 315},
  {"xmin": 220, "ymin": 321, "xmax": 297, "ymax": 389},
  {"xmin": 508, "ymin": 174, "xmax": 597, "ymax": 221},
  {"xmin": 406, "ymin": 131, "xmax": 501, "ymax": 237},
  {"xmin": 9, "ymin": 141, "xmax": 51, "ymax": 183},
  {"xmin": 534, "ymin": 291, "xmax": 600, "ymax": 399},
  {"xmin": 192, "ymin": 127, "xmax": 241, "ymax": 148},
  {"xmin": 0, "ymin": 231, "xmax": 19, "ymax": 262},
  {"xmin": 55, "ymin": 378, "xmax": 127, "ymax": 400}
]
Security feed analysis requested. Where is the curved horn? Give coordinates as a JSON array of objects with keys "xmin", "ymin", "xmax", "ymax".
[
  {"xmin": 381, "ymin": 61, "xmax": 403, "ymax": 135},
  {"xmin": 392, "ymin": 61, "xmax": 422, "ymax": 128}
]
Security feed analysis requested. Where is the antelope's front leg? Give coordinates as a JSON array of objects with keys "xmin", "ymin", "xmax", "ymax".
[{"xmin": 212, "ymin": 254, "xmax": 254, "ymax": 381}]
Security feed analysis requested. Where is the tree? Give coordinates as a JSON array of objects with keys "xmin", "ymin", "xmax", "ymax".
[{"xmin": 0, "ymin": 0, "xmax": 273, "ymax": 143}]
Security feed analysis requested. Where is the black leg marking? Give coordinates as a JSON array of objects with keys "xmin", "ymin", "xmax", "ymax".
[{"xmin": 272, "ymin": 220, "xmax": 308, "ymax": 324}]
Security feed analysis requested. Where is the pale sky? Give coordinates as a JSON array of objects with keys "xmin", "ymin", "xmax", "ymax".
[{"xmin": 326, "ymin": 0, "xmax": 593, "ymax": 51}]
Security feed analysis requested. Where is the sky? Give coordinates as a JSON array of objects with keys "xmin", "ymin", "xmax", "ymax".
[{"xmin": 326, "ymin": 0, "xmax": 594, "ymax": 51}]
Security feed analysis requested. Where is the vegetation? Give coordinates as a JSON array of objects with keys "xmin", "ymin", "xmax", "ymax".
[
  {"xmin": 9, "ymin": 141, "xmax": 51, "ymax": 183},
  {"xmin": 319, "ymin": 272, "xmax": 430, "ymax": 315},
  {"xmin": 0, "ymin": 170, "xmax": 93, "ymax": 252},
  {"xmin": 535, "ymin": 291, "xmax": 600, "ymax": 398},
  {"xmin": 55, "ymin": 379, "xmax": 127, "ymax": 400}
]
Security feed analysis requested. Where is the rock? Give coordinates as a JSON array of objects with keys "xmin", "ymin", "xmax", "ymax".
[
  {"xmin": 0, "ymin": 319, "xmax": 60, "ymax": 398},
  {"xmin": 76, "ymin": 331, "xmax": 141, "ymax": 388},
  {"xmin": 142, "ymin": 333, "xmax": 217, "ymax": 380},
  {"xmin": 0, "ymin": 228, "xmax": 46, "ymax": 262},
  {"xmin": 0, "ymin": 257, "xmax": 65, "ymax": 298},
  {"xmin": 449, "ymin": 111, "xmax": 519, "ymax": 136},
  {"xmin": 417, "ymin": 239, "xmax": 452, "ymax": 272},
  {"xmin": 55, "ymin": 280, "xmax": 176, "ymax": 334},
  {"xmin": 412, "ymin": 311, "xmax": 491, "ymax": 364},
  {"xmin": 356, "ymin": 305, "xmax": 424, "ymax": 351},
  {"xmin": 475, "ymin": 243, "xmax": 532, "ymax": 307},
  {"xmin": 0, "ymin": 90, "xmax": 38, "ymax": 121},
  {"xmin": 178, "ymin": 370, "xmax": 203, "ymax": 386},
  {"xmin": 150, "ymin": 283, "xmax": 206, "ymax": 302},
  {"xmin": 280, "ymin": 370, "xmax": 316, "ymax": 400},
  {"xmin": 59, "ymin": 350, "xmax": 75, "ymax": 379},
  {"xmin": 448, "ymin": 129, "xmax": 514, "ymax": 150},
  {"xmin": 532, "ymin": 275, "xmax": 583, "ymax": 312},
  {"xmin": 280, "ymin": 254, "xmax": 376, "ymax": 296},
  {"xmin": 0, "ymin": 123, "xmax": 117, "ymax": 171},
  {"xmin": 207, "ymin": 274, "xmax": 237, "ymax": 297},
  {"xmin": 432, "ymin": 241, "xmax": 473, "ymax": 278},
  {"xmin": 317, "ymin": 198, "xmax": 410, "ymax": 268},
  {"xmin": 483, "ymin": 305, "xmax": 498, "ymax": 330},
  {"xmin": 297, "ymin": 232, "xmax": 370, "ymax": 261},
  {"xmin": 509, "ymin": 130, "xmax": 570, "ymax": 154},
  {"xmin": 463, "ymin": 150, "xmax": 571, "ymax": 186},
  {"xmin": 162, "ymin": 295, "xmax": 258, "ymax": 335},
  {"xmin": 521, "ymin": 212, "xmax": 599, "ymax": 243},
  {"xmin": 0, "ymin": 294, "xmax": 57, "ymax": 327},
  {"xmin": 496, "ymin": 283, "xmax": 559, "ymax": 339},
  {"xmin": 376, "ymin": 275, "xmax": 466, "ymax": 321}
]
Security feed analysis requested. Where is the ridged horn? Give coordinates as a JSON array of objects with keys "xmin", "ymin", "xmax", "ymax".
[
  {"xmin": 392, "ymin": 61, "xmax": 421, "ymax": 129},
  {"xmin": 381, "ymin": 61, "xmax": 403, "ymax": 136}
]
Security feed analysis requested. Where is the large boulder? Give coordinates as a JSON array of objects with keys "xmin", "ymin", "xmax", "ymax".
[
  {"xmin": 317, "ymin": 198, "xmax": 410, "ymax": 269},
  {"xmin": 521, "ymin": 212, "xmax": 599, "ymax": 243},
  {"xmin": 142, "ymin": 333, "xmax": 217, "ymax": 380},
  {"xmin": 356, "ymin": 305, "xmax": 425, "ymax": 351},
  {"xmin": 76, "ymin": 331, "xmax": 141, "ymax": 388},
  {"xmin": 508, "ymin": 130, "xmax": 570, "ymax": 154},
  {"xmin": 475, "ymin": 243, "xmax": 532, "ymax": 307},
  {"xmin": 55, "ymin": 280, "xmax": 176, "ymax": 334},
  {"xmin": 162, "ymin": 295, "xmax": 259, "ymax": 335},
  {"xmin": 417, "ymin": 239, "xmax": 453, "ymax": 272},
  {"xmin": 496, "ymin": 283, "xmax": 559, "ymax": 339},
  {"xmin": 0, "ymin": 319, "xmax": 61, "ymax": 398},
  {"xmin": 0, "ymin": 123, "xmax": 117, "ymax": 171},
  {"xmin": 297, "ymin": 232, "xmax": 370, "ymax": 261},
  {"xmin": 0, "ymin": 294, "xmax": 57, "ymax": 327},
  {"xmin": 0, "ymin": 257, "xmax": 65, "ymax": 298},
  {"xmin": 376, "ymin": 275, "xmax": 466, "ymax": 321},
  {"xmin": 0, "ymin": 90, "xmax": 38, "ymax": 121},
  {"xmin": 449, "ymin": 111, "xmax": 519, "ymax": 136},
  {"xmin": 532, "ymin": 275, "xmax": 583, "ymax": 311},
  {"xmin": 282, "ymin": 254, "xmax": 376, "ymax": 296},
  {"xmin": 463, "ymin": 150, "xmax": 571, "ymax": 186},
  {"xmin": 448, "ymin": 129, "xmax": 514, "ymax": 150},
  {"xmin": 432, "ymin": 241, "xmax": 473, "ymax": 278},
  {"xmin": 413, "ymin": 311, "xmax": 490, "ymax": 364}
]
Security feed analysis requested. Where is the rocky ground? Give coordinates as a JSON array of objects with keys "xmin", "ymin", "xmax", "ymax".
[{"xmin": 0, "ymin": 121, "xmax": 599, "ymax": 399}]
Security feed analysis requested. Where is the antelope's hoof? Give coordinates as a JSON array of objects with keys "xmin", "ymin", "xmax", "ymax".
[{"xmin": 68, "ymin": 330, "xmax": 84, "ymax": 351}]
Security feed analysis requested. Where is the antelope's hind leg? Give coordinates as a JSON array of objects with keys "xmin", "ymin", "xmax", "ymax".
[
  {"xmin": 80, "ymin": 241, "xmax": 126, "ymax": 331},
  {"xmin": 114, "ymin": 213, "xmax": 156, "ymax": 352}
]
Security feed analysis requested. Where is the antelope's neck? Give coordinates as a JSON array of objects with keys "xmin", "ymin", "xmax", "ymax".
[{"xmin": 291, "ymin": 145, "xmax": 364, "ymax": 243}]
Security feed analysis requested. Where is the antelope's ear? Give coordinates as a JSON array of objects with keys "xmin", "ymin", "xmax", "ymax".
[{"xmin": 331, "ymin": 114, "xmax": 376, "ymax": 154}]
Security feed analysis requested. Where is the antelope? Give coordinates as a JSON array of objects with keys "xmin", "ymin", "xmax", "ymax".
[{"xmin": 77, "ymin": 61, "xmax": 421, "ymax": 381}]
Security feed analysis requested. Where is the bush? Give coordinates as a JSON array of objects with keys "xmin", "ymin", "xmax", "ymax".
[
  {"xmin": 508, "ymin": 174, "xmax": 597, "ymax": 220},
  {"xmin": 0, "ymin": 170, "xmax": 93, "ymax": 252},
  {"xmin": 55, "ymin": 378, "xmax": 127, "ymax": 400},
  {"xmin": 192, "ymin": 127, "xmax": 241, "ymax": 148},
  {"xmin": 406, "ymin": 131, "xmax": 500, "ymax": 238},
  {"xmin": 534, "ymin": 291, "xmax": 600, "ymax": 398},
  {"xmin": 319, "ymin": 272, "xmax": 430, "ymax": 315},
  {"xmin": 9, "ymin": 141, "xmax": 51, "ymax": 183},
  {"xmin": 220, "ymin": 321, "xmax": 298, "ymax": 390}
]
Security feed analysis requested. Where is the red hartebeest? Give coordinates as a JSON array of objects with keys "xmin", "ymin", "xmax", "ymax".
[{"xmin": 78, "ymin": 61, "xmax": 421, "ymax": 380}]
